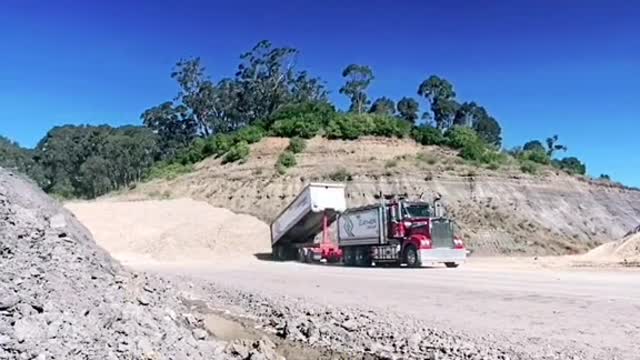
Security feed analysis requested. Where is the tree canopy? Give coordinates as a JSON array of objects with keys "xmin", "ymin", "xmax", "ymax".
[{"xmin": 0, "ymin": 39, "xmax": 596, "ymax": 199}]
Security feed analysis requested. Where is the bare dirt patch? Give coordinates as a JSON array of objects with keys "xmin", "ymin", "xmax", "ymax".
[{"xmin": 65, "ymin": 198, "xmax": 271, "ymax": 266}]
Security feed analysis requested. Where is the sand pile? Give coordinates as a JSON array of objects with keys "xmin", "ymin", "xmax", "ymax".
[
  {"xmin": 584, "ymin": 226, "xmax": 640, "ymax": 263},
  {"xmin": 65, "ymin": 199, "xmax": 271, "ymax": 265}
]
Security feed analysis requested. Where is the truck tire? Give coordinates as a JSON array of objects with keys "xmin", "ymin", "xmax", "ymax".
[
  {"xmin": 404, "ymin": 246, "xmax": 421, "ymax": 268},
  {"xmin": 343, "ymin": 247, "xmax": 355, "ymax": 266},
  {"xmin": 298, "ymin": 248, "xmax": 307, "ymax": 263},
  {"xmin": 445, "ymin": 262, "xmax": 459, "ymax": 268},
  {"xmin": 355, "ymin": 247, "xmax": 371, "ymax": 267},
  {"xmin": 274, "ymin": 245, "xmax": 290, "ymax": 261}
]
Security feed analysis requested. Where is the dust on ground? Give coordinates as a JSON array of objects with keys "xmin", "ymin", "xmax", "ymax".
[{"xmin": 65, "ymin": 198, "xmax": 271, "ymax": 267}]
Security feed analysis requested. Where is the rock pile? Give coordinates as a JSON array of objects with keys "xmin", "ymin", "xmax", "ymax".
[{"xmin": 0, "ymin": 168, "xmax": 229, "ymax": 359}]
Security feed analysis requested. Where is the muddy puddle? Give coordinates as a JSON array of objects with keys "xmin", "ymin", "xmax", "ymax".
[{"xmin": 182, "ymin": 298, "xmax": 378, "ymax": 360}]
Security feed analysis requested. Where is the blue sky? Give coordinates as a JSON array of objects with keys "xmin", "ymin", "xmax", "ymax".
[{"xmin": 1, "ymin": 0, "xmax": 638, "ymax": 185}]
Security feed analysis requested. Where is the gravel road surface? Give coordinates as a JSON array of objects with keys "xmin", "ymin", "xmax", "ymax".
[{"xmin": 139, "ymin": 259, "xmax": 640, "ymax": 359}]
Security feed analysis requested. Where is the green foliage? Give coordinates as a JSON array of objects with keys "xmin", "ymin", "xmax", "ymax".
[
  {"xmin": 520, "ymin": 149, "xmax": 551, "ymax": 165},
  {"xmin": 210, "ymin": 133, "xmax": 234, "ymax": 156},
  {"xmin": 326, "ymin": 114, "xmax": 410, "ymax": 140},
  {"xmin": 599, "ymin": 174, "xmax": 611, "ymax": 181},
  {"xmin": 546, "ymin": 135, "xmax": 567, "ymax": 156},
  {"xmin": 444, "ymin": 126, "xmax": 479, "ymax": 150},
  {"xmin": 222, "ymin": 141, "xmax": 250, "ymax": 164},
  {"xmin": 271, "ymin": 113, "xmax": 324, "ymax": 138},
  {"xmin": 554, "ymin": 157, "xmax": 586, "ymax": 175},
  {"xmin": 276, "ymin": 151, "xmax": 297, "ymax": 169},
  {"xmin": 397, "ymin": 97, "xmax": 420, "ymax": 124},
  {"xmin": 411, "ymin": 126, "xmax": 445, "ymax": 146},
  {"xmin": 0, "ymin": 136, "xmax": 40, "ymax": 180},
  {"xmin": 328, "ymin": 168, "xmax": 352, "ymax": 182},
  {"xmin": 520, "ymin": 160, "xmax": 539, "ymax": 174},
  {"xmin": 147, "ymin": 162, "xmax": 194, "ymax": 181},
  {"xmin": 269, "ymin": 101, "xmax": 337, "ymax": 138},
  {"xmin": 33, "ymin": 125, "xmax": 159, "ymax": 199},
  {"xmin": 235, "ymin": 125, "xmax": 265, "ymax": 144},
  {"xmin": 340, "ymin": 64, "xmax": 374, "ymax": 114},
  {"xmin": 287, "ymin": 137, "xmax": 307, "ymax": 154},
  {"xmin": 523, "ymin": 140, "xmax": 545, "ymax": 153},
  {"xmin": 418, "ymin": 75, "xmax": 457, "ymax": 129},
  {"xmin": 369, "ymin": 97, "xmax": 395, "ymax": 116}
]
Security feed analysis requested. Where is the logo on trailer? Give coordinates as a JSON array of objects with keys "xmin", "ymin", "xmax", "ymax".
[{"xmin": 344, "ymin": 216, "xmax": 355, "ymax": 237}]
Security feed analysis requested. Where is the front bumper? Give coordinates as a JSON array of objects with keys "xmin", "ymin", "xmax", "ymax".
[{"xmin": 418, "ymin": 248, "xmax": 467, "ymax": 264}]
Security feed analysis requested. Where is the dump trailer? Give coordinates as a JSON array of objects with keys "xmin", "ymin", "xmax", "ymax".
[
  {"xmin": 337, "ymin": 196, "xmax": 466, "ymax": 267},
  {"xmin": 270, "ymin": 183, "xmax": 347, "ymax": 261}
]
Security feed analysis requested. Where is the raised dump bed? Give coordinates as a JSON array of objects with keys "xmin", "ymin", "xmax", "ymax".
[{"xmin": 270, "ymin": 183, "xmax": 346, "ymax": 260}]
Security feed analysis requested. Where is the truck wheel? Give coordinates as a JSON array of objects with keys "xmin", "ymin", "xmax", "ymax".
[
  {"xmin": 404, "ymin": 246, "xmax": 421, "ymax": 268},
  {"xmin": 275, "ymin": 245, "xmax": 290, "ymax": 261},
  {"xmin": 343, "ymin": 247, "xmax": 355, "ymax": 266},
  {"xmin": 297, "ymin": 248, "xmax": 307, "ymax": 263},
  {"xmin": 445, "ymin": 262, "xmax": 459, "ymax": 268},
  {"xmin": 355, "ymin": 247, "xmax": 371, "ymax": 267}
]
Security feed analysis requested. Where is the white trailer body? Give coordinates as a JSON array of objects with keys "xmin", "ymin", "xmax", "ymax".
[
  {"xmin": 337, "ymin": 205, "xmax": 385, "ymax": 246},
  {"xmin": 270, "ymin": 183, "xmax": 347, "ymax": 247}
]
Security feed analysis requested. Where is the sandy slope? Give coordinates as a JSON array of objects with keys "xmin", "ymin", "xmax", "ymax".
[
  {"xmin": 66, "ymin": 198, "xmax": 271, "ymax": 266},
  {"xmin": 583, "ymin": 227, "xmax": 640, "ymax": 263}
]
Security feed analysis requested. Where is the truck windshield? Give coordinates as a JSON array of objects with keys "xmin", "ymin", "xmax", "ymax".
[{"xmin": 404, "ymin": 204, "xmax": 431, "ymax": 218}]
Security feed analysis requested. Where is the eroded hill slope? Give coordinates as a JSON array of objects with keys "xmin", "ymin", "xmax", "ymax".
[{"xmin": 115, "ymin": 137, "xmax": 640, "ymax": 255}]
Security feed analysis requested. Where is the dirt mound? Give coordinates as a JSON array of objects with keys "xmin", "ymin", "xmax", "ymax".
[
  {"xmin": 584, "ymin": 226, "xmax": 640, "ymax": 263},
  {"xmin": 0, "ymin": 168, "xmax": 233, "ymax": 359},
  {"xmin": 65, "ymin": 199, "xmax": 270, "ymax": 265}
]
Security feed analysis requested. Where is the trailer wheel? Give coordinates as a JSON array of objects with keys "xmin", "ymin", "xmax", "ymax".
[
  {"xmin": 404, "ymin": 246, "xmax": 421, "ymax": 268},
  {"xmin": 274, "ymin": 245, "xmax": 290, "ymax": 261},
  {"xmin": 445, "ymin": 262, "xmax": 459, "ymax": 268},
  {"xmin": 343, "ymin": 247, "xmax": 355, "ymax": 266},
  {"xmin": 355, "ymin": 247, "xmax": 371, "ymax": 267}
]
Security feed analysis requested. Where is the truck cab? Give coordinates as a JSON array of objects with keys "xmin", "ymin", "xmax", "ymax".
[{"xmin": 385, "ymin": 199, "xmax": 465, "ymax": 267}]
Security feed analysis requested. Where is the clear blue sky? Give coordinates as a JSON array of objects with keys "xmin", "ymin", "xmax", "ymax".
[{"xmin": 1, "ymin": 0, "xmax": 638, "ymax": 185}]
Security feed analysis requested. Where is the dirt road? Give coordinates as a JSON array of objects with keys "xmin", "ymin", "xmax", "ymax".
[{"xmin": 138, "ymin": 259, "xmax": 640, "ymax": 359}]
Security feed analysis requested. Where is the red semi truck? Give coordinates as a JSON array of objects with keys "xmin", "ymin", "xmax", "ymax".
[
  {"xmin": 270, "ymin": 183, "xmax": 466, "ymax": 267},
  {"xmin": 337, "ymin": 195, "xmax": 466, "ymax": 267}
]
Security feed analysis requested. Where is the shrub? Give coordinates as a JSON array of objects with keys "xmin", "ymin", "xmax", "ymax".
[
  {"xmin": 412, "ymin": 126, "xmax": 445, "ymax": 146},
  {"xmin": 269, "ymin": 101, "xmax": 337, "ymax": 128},
  {"xmin": 385, "ymin": 159, "xmax": 398, "ymax": 168},
  {"xmin": 370, "ymin": 115, "xmax": 411, "ymax": 138},
  {"xmin": 235, "ymin": 125, "xmax": 265, "ymax": 144},
  {"xmin": 276, "ymin": 151, "xmax": 297, "ymax": 168},
  {"xmin": 554, "ymin": 157, "xmax": 586, "ymax": 175},
  {"xmin": 520, "ymin": 160, "xmax": 539, "ymax": 174},
  {"xmin": 325, "ymin": 114, "xmax": 370, "ymax": 140},
  {"xmin": 147, "ymin": 162, "xmax": 194, "ymax": 180},
  {"xmin": 271, "ymin": 113, "xmax": 323, "ymax": 138},
  {"xmin": 287, "ymin": 137, "xmax": 307, "ymax": 154},
  {"xmin": 445, "ymin": 126, "xmax": 479, "ymax": 150},
  {"xmin": 521, "ymin": 149, "xmax": 550, "ymax": 165},
  {"xmin": 210, "ymin": 133, "xmax": 234, "ymax": 156},
  {"xmin": 222, "ymin": 141, "xmax": 250, "ymax": 164},
  {"xmin": 328, "ymin": 168, "xmax": 352, "ymax": 182}
]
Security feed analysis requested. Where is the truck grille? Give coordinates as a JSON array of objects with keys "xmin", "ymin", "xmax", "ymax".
[{"xmin": 431, "ymin": 220, "xmax": 454, "ymax": 248}]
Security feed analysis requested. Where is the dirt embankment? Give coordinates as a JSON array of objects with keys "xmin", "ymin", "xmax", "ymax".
[
  {"xmin": 65, "ymin": 199, "xmax": 270, "ymax": 266},
  {"xmin": 115, "ymin": 136, "xmax": 640, "ymax": 256},
  {"xmin": 583, "ymin": 225, "xmax": 640, "ymax": 264}
]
